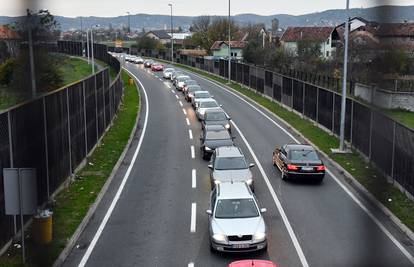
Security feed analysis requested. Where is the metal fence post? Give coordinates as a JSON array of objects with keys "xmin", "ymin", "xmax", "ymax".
[
  {"xmin": 368, "ymin": 110, "xmax": 374, "ymax": 159},
  {"xmin": 350, "ymin": 100, "xmax": 354, "ymax": 144},
  {"xmin": 291, "ymin": 79, "xmax": 294, "ymax": 109},
  {"xmin": 83, "ymin": 81, "xmax": 88, "ymax": 155},
  {"xmin": 7, "ymin": 111, "xmax": 17, "ymax": 234},
  {"xmin": 316, "ymin": 87, "xmax": 319, "ymax": 123},
  {"xmin": 332, "ymin": 92, "xmax": 336, "ymax": 132},
  {"xmin": 66, "ymin": 90, "xmax": 73, "ymax": 174},
  {"xmin": 95, "ymin": 75, "xmax": 99, "ymax": 140},
  {"xmin": 102, "ymin": 71, "xmax": 106, "ymax": 129},
  {"xmin": 302, "ymin": 83, "xmax": 306, "ymax": 116},
  {"xmin": 42, "ymin": 97, "xmax": 50, "ymax": 197},
  {"xmin": 391, "ymin": 121, "xmax": 396, "ymax": 182}
]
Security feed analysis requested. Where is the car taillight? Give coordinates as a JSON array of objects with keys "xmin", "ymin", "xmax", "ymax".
[
  {"xmin": 287, "ymin": 164, "xmax": 299, "ymax": 171},
  {"xmin": 316, "ymin": 165, "xmax": 325, "ymax": 171}
]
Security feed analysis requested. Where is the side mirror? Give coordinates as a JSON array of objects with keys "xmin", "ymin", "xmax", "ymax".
[
  {"xmin": 260, "ymin": 208, "xmax": 267, "ymax": 214},
  {"xmin": 206, "ymin": 209, "xmax": 212, "ymax": 215},
  {"xmin": 227, "ymin": 116, "xmax": 231, "ymax": 120},
  {"xmin": 208, "ymin": 164, "xmax": 213, "ymax": 170},
  {"xmin": 249, "ymin": 163, "xmax": 255, "ymax": 168},
  {"xmin": 211, "ymin": 95, "xmax": 214, "ymax": 98}
]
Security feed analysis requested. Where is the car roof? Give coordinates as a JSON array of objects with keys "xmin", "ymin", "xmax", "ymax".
[
  {"xmin": 215, "ymin": 146, "xmax": 243, "ymax": 158},
  {"xmin": 285, "ymin": 144, "xmax": 314, "ymax": 151},
  {"xmin": 217, "ymin": 182, "xmax": 252, "ymax": 199}
]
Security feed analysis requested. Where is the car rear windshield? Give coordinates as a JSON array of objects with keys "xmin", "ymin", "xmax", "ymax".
[
  {"xmin": 205, "ymin": 112, "xmax": 227, "ymax": 121},
  {"xmin": 186, "ymin": 80, "xmax": 198, "ymax": 85},
  {"xmin": 214, "ymin": 156, "xmax": 247, "ymax": 170},
  {"xmin": 289, "ymin": 149, "xmax": 319, "ymax": 161},
  {"xmin": 188, "ymin": 86, "xmax": 202, "ymax": 92},
  {"xmin": 195, "ymin": 92, "xmax": 210, "ymax": 98},
  {"xmin": 178, "ymin": 77, "xmax": 189, "ymax": 82},
  {"xmin": 215, "ymin": 198, "xmax": 259, "ymax": 219},
  {"xmin": 206, "ymin": 130, "xmax": 230, "ymax": 140},
  {"xmin": 200, "ymin": 101, "xmax": 218, "ymax": 108}
]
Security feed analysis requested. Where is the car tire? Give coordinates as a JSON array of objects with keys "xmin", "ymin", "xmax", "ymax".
[
  {"xmin": 281, "ymin": 170, "xmax": 288, "ymax": 181},
  {"xmin": 202, "ymin": 151, "xmax": 208, "ymax": 160}
]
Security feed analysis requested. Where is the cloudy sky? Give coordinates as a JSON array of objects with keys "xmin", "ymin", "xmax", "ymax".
[{"xmin": 1, "ymin": 0, "xmax": 413, "ymax": 17}]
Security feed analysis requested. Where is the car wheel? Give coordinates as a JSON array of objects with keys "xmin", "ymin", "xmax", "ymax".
[{"xmin": 281, "ymin": 170, "xmax": 288, "ymax": 181}]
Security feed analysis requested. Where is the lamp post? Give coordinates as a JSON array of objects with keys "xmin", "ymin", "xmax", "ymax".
[
  {"xmin": 90, "ymin": 24, "xmax": 100, "ymax": 74},
  {"xmin": 228, "ymin": 0, "xmax": 231, "ymax": 84},
  {"xmin": 126, "ymin": 12, "xmax": 130, "ymax": 34},
  {"xmin": 27, "ymin": 9, "xmax": 36, "ymax": 99},
  {"xmin": 86, "ymin": 27, "xmax": 90, "ymax": 64},
  {"xmin": 168, "ymin": 3, "xmax": 174, "ymax": 63}
]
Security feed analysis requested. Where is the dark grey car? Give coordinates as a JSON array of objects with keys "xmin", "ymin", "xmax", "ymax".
[
  {"xmin": 200, "ymin": 125, "xmax": 234, "ymax": 160},
  {"xmin": 202, "ymin": 109, "xmax": 231, "ymax": 133}
]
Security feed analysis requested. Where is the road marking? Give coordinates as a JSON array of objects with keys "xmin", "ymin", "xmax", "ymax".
[
  {"xmin": 186, "ymin": 118, "xmax": 191, "ymax": 126},
  {"xmin": 192, "ymin": 169, "xmax": 196, "ymax": 188},
  {"xmin": 190, "ymin": 203, "xmax": 196, "ymax": 233},
  {"xmin": 164, "ymin": 82, "xmax": 171, "ymax": 88},
  {"xmin": 171, "ymin": 89, "xmax": 174, "ymax": 93},
  {"xmin": 179, "ymin": 101, "xmax": 183, "ymax": 107},
  {"xmin": 189, "ymin": 129, "xmax": 193, "ymax": 140},
  {"xmin": 175, "ymin": 95, "xmax": 179, "ymax": 99},
  {"xmin": 78, "ymin": 68, "xmax": 149, "ymax": 267},
  {"xmin": 158, "ymin": 78, "xmax": 163, "ymax": 81},
  {"xmin": 190, "ymin": 145, "xmax": 195, "ymax": 159},
  {"xmin": 188, "ymin": 263, "xmax": 194, "ymax": 267},
  {"xmin": 231, "ymin": 120, "xmax": 309, "ymax": 267},
  {"xmin": 183, "ymin": 108, "xmax": 187, "ymax": 115},
  {"xmin": 187, "ymin": 69, "xmax": 414, "ymax": 264}
]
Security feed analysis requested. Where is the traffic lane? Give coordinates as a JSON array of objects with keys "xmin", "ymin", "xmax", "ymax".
[
  {"xmin": 178, "ymin": 69, "xmax": 414, "ymax": 267},
  {"xmin": 79, "ymin": 63, "xmax": 196, "ymax": 267},
  {"xmin": 154, "ymin": 70, "xmax": 305, "ymax": 267}
]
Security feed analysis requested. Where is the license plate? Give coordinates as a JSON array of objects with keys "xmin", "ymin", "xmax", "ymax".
[
  {"xmin": 233, "ymin": 243, "xmax": 249, "ymax": 249},
  {"xmin": 302, "ymin": 167, "xmax": 314, "ymax": 171}
]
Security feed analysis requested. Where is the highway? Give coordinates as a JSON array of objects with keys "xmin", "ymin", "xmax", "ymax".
[{"xmin": 62, "ymin": 60, "xmax": 414, "ymax": 267}]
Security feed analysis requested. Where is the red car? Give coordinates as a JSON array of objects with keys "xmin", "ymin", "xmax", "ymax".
[
  {"xmin": 151, "ymin": 63, "xmax": 164, "ymax": 71},
  {"xmin": 228, "ymin": 260, "xmax": 278, "ymax": 267}
]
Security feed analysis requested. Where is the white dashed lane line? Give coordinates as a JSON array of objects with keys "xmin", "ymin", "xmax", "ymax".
[
  {"xmin": 192, "ymin": 169, "xmax": 196, "ymax": 188},
  {"xmin": 189, "ymin": 129, "xmax": 193, "ymax": 140},
  {"xmin": 175, "ymin": 95, "xmax": 179, "ymax": 99},
  {"xmin": 190, "ymin": 203, "xmax": 196, "ymax": 233},
  {"xmin": 171, "ymin": 89, "xmax": 174, "ymax": 93},
  {"xmin": 188, "ymin": 263, "xmax": 194, "ymax": 267},
  {"xmin": 186, "ymin": 118, "xmax": 191, "ymax": 126},
  {"xmin": 190, "ymin": 145, "xmax": 195, "ymax": 159},
  {"xmin": 179, "ymin": 101, "xmax": 183, "ymax": 107},
  {"xmin": 183, "ymin": 109, "xmax": 187, "ymax": 115}
]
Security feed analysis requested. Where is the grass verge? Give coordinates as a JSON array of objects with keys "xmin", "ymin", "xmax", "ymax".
[
  {"xmin": 164, "ymin": 60, "xmax": 414, "ymax": 233},
  {"xmin": 386, "ymin": 108, "xmax": 414, "ymax": 130},
  {"xmin": 0, "ymin": 70, "xmax": 139, "ymax": 267}
]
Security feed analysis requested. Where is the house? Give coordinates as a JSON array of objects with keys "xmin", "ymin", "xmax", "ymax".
[
  {"xmin": 0, "ymin": 25, "xmax": 20, "ymax": 59},
  {"xmin": 210, "ymin": 41, "xmax": 246, "ymax": 60},
  {"xmin": 280, "ymin": 26, "xmax": 340, "ymax": 59},
  {"xmin": 145, "ymin": 30, "xmax": 171, "ymax": 45},
  {"xmin": 375, "ymin": 22, "xmax": 414, "ymax": 50},
  {"xmin": 168, "ymin": 32, "xmax": 192, "ymax": 46}
]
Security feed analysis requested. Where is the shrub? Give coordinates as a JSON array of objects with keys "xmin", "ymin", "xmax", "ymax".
[{"xmin": 0, "ymin": 58, "xmax": 15, "ymax": 85}]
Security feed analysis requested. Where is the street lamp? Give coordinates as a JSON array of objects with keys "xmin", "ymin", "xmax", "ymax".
[
  {"xmin": 333, "ymin": 0, "xmax": 350, "ymax": 154},
  {"xmin": 90, "ymin": 24, "xmax": 100, "ymax": 74},
  {"xmin": 228, "ymin": 0, "xmax": 231, "ymax": 84},
  {"xmin": 168, "ymin": 3, "xmax": 174, "ymax": 63},
  {"xmin": 126, "ymin": 12, "xmax": 130, "ymax": 35}
]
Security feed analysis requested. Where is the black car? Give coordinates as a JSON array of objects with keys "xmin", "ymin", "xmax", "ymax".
[
  {"xmin": 202, "ymin": 109, "xmax": 231, "ymax": 133},
  {"xmin": 272, "ymin": 144, "xmax": 325, "ymax": 183},
  {"xmin": 185, "ymin": 85, "xmax": 203, "ymax": 101},
  {"xmin": 200, "ymin": 125, "xmax": 234, "ymax": 160},
  {"xmin": 144, "ymin": 59, "xmax": 154, "ymax": 68}
]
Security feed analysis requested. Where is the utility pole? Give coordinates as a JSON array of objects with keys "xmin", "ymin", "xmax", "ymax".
[
  {"xmin": 169, "ymin": 3, "xmax": 174, "ymax": 63},
  {"xmin": 86, "ymin": 29, "xmax": 90, "ymax": 64},
  {"xmin": 332, "ymin": 0, "xmax": 350, "ymax": 154},
  {"xmin": 228, "ymin": 0, "xmax": 231, "ymax": 84},
  {"xmin": 27, "ymin": 9, "xmax": 36, "ymax": 98}
]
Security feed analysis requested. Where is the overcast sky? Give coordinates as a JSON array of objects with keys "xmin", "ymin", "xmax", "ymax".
[{"xmin": 1, "ymin": 0, "xmax": 413, "ymax": 17}]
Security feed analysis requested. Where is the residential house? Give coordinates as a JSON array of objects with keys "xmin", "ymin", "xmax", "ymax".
[
  {"xmin": 375, "ymin": 22, "xmax": 414, "ymax": 50},
  {"xmin": 210, "ymin": 41, "xmax": 246, "ymax": 60},
  {"xmin": 280, "ymin": 26, "xmax": 340, "ymax": 59},
  {"xmin": 145, "ymin": 30, "xmax": 171, "ymax": 45},
  {"xmin": 0, "ymin": 25, "xmax": 21, "ymax": 59},
  {"xmin": 168, "ymin": 32, "xmax": 193, "ymax": 46}
]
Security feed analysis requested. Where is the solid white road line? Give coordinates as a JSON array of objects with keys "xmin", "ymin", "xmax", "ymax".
[
  {"xmin": 190, "ymin": 145, "xmax": 195, "ymax": 159},
  {"xmin": 187, "ymin": 70, "xmax": 414, "ymax": 264},
  {"xmin": 192, "ymin": 169, "xmax": 196, "ymax": 188},
  {"xmin": 171, "ymin": 89, "xmax": 174, "ymax": 93},
  {"xmin": 78, "ymin": 68, "xmax": 149, "ymax": 267},
  {"xmin": 190, "ymin": 203, "xmax": 196, "ymax": 233},
  {"xmin": 231, "ymin": 120, "xmax": 309, "ymax": 267},
  {"xmin": 188, "ymin": 262, "xmax": 194, "ymax": 267},
  {"xmin": 186, "ymin": 118, "xmax": 191, "ymax": 126},
  {"xmin": 189, "ymin": 129, "xmax": 193, "ymax": 140},
  {"xmin": 179, "ymin": 101, "xmax": 183, "ymax": 107},
  {"xmin": 175, "ymin": 95, "xmax": 179, "ymax": 99},
  {"xmin": 183, "ymin": 109, "xmax": 187, "ymax": 115}
]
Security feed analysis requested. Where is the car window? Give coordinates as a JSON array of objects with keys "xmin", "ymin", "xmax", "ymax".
[
  {"xmin": 289, "ymin": 149, "xmax": 319, "ymax": 161},
  {"xmin": 211, "ymin": 187, "xmax": 217, "ymax": 211},
  {"xmin": 206, "ymin": 130, "xmax": 230, "ymax": 140},
  {"xmin": 214, "ymin": 157, "xmax": 247, "ymax": 170},
  {"xmin": 215, "ymin": 198, "xmax": 259, "ymax": 219},
  {"xmin": 200, "ymin": 101, "xmax": 218, "ymax": 108},
  {"xmin": 205, "ymin": 112, "xmax": 227, "ymax": 121}
]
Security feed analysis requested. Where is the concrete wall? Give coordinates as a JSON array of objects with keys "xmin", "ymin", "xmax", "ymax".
[{"xmin": 354, "ymin": 83, "xmax": 414, "ymax": 111}]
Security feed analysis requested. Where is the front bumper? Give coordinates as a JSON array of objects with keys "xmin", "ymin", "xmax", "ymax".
[{"xmin": 211, "ymin": 240, "xmax": 267, "ymax": 253}]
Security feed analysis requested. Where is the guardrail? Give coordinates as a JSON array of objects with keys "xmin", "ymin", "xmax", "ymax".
[
  {"xmin": 139, "ymin": 49, "xmax": 414, "ymax": 200},
  {"xmin": 0, "ymin": 41, "xmax": 123, "ymax": 250}
]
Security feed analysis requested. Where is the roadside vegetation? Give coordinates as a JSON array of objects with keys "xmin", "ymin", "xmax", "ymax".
[
  {"xmin": 386, "ymin": 109, "xmax": 414, "ymax": 130},
  {"xmin": 162, "ymin": 59, "xmax": 414, "ymax": 233},
  {"xmin": 0, "ymin": 70, "xmax": 139, "ymax": 267}
]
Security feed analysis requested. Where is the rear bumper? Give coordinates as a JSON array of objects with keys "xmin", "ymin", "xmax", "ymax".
[
  {"xmin": 211, "ymin": 240, "xmax": 267, "ymax": 253},
  {"xmin": 286, "ymin": 171, "xmax": 325, "ymax": 179}
]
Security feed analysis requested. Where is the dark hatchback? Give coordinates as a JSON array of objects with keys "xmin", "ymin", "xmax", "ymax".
[
  {"xmin": 200, "ymin": 125, "xmax": 234, "ymax": 159},
  {"xmin": 272, "ymin": 144, "xmax": 325, "ymax": 183}
]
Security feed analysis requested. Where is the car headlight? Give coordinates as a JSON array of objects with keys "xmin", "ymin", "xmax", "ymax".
[
  {"xmin": 253, "ymin": 232, "xmax": 266, "ymax": 242},
  {"xmin": 214, "ymin": 180, "xmax": 221, "ymax": 185},
  {"xmin": 224, "ymin": 123, "xmax": 230, "ymax": 129},
  {"xmin": 246, "ymin": 178, "xmax": 253, "ymax": 185},
  {"xmin": 188, "ymin": 93, "xmax": 194, "ymax": 98},
  {"xmin": 205, "ymin": 147, "xmax": 212, "ymax": 151},
  {"xmin": 200, "ymin": 110, "xmax": 205, "ymax": 115},
  {"xmin": 212, "ymin": 234, "xmax": 227, "ymax": 244}
]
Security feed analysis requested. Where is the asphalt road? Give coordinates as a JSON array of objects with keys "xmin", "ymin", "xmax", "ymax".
[{"xmin": 62, "ymin": 61, "xmax": 414, "ymax": 267}]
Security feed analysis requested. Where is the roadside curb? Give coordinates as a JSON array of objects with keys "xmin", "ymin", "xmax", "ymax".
[
  {"xmin": 179, "ymin": 64, "xmax": 414, "ymax": 243},
  {"xmin": 53, "ymin": 69, "xmax": 142, "ymax": 267}
]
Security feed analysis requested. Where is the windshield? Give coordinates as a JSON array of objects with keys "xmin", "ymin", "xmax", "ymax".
[
  {"xmin": 186, "ymin": 80, "xmax": 197, "ymax": 85},
  {"xmin": 215, "ymin": 198, "xmax": 259, "ymax": 219},
  {"xmin": 205, "ymin": 112, "xmax": 227, "ymax": 121},
  {"xmin": 178, "ymin": 77, "xmax": 189, "ymax": 82},
  {"xmin": 200, "ymin": 101, "xmax": 218, "ymax": 108},
  {"xmin": 215, "ymin": 157, "xmax": 247, "ymax": 170},
  {"xmin": 289, "ymin": 149, "xmax": 319, "ymax": 161},
  {"xmin": 205, "ymin": 130, "xmax": 230, "ymax": 140}
]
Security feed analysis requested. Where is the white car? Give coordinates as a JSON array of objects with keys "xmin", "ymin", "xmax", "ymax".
[
  {"xmin": 133, "ymin": 57, "xmax": 144, "ymax": 64},
  {"xmin": 163, "ymin": 68, "xmax": 175, "ymax": 79},
  {"xmin": 196, "ymin": 98, "xmax": 221, "ymax": 120}
]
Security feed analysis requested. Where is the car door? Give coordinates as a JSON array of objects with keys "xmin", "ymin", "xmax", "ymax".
[
  {"xmin": 278, "ymin": 146, "xmax": 288, "ymax": 170},
  {"xmin": 209, "ymin": 187, "xmax": 217, "ymax": 231}
]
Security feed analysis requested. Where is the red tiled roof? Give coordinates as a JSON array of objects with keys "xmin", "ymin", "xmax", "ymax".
[
  {"xmin": 376, "ymin": 23, "xmax": 414, "ymax": 37},
  {"xmin": 0, "ymin": 25, "xmax": 20, "ymax": 40},
  {"xmin": 280, "ymin": 27, "xmax": 334, "ymax": 42},
  {"xmin": 211, "ymin": 41, "xmax": 246, "ymax": 50}
]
